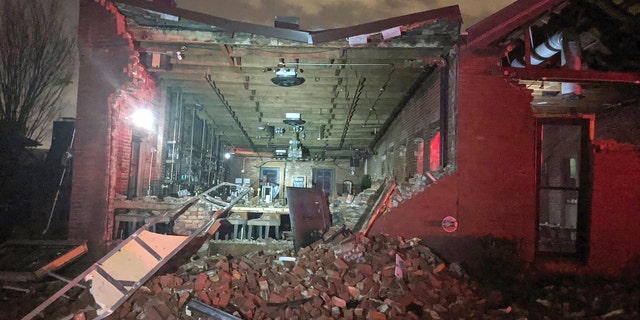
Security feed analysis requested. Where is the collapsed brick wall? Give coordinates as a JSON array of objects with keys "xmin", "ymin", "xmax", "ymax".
[
  {"xmin": 107, "ymin": 230, "xmax": 531, "ymax": 320},
  {"xmin": 331, "ymin": 188, "xmax": 381, "ymax": 229},
  {"xmin": 173, "ymin": 201, "xmax": 219, "ymax": 235},
  {"xmin": 369, "ymin": 52, "xmax": 640, "ymax": 276}
]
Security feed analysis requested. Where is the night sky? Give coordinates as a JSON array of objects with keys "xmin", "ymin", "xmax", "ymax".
[{"xmin": 175, "ymin": 0, "xmax": 515, "ymax": 30}]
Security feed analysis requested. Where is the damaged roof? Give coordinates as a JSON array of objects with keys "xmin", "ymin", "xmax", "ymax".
[
  {"xmin": 465, "ymin": 0, "xmax": 640, "ymax": 74},
  {"xmin": 111, "ymin": 0, "xmax": 462, "ymax": 159},
  {"xmin": 464, "ymin": 0, "xmax": 640, "ymax": 132}
]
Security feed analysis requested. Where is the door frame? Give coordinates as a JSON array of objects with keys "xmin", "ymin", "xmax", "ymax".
[
  {"xmin": 260, "ymin": 162, "xmax": 285, "ymax": 200},
  {"xmin": 312, "ymin": 168, "xmax": 334, "ymax": 197},
  {"xmin": 535, "ymin": 116, "xmax": 593, "ymax": 263}
]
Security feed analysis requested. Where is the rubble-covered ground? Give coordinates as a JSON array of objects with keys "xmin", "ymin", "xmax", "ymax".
[{"xmin": 1, "ymin": 227, "xmax": 639, "ymax": 319}]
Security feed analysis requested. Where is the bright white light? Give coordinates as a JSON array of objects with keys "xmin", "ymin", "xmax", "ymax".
[
  {"xmin": 131, "ymin": 108, "xmax": 154, "ymax": 130},
  {"xmin": 224, "ymin": 152, "xmax": 231, "ymax": 160}
]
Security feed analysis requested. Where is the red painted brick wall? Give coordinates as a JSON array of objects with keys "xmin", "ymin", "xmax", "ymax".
[
  {"xmin": 455, "ymin": 56, "xmax": 537, "ymax": 259},
  {"xmin": 370, "ymin": 52, "xmax": 640, "ymax": 275},
  {"xmin": 370, "ymin": 54, "xmax": 538, "ymax": 262},
  {"xmin": 589, "ymin": 141, "xmax": 640, "ymax": 274}
]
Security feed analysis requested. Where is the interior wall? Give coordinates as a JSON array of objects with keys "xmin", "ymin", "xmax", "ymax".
[
  {"xmin": 368, "ymin": 69, "xmax": 442, "ymax": 182},
  {"xmin": 226, "ymin": 157, "xmax": 364, "ymax": 200}
]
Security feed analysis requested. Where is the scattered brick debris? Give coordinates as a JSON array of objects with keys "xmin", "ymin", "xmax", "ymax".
[{"xmin": 9, "ymin": 225, "xmax": 640, "ymax": 319}]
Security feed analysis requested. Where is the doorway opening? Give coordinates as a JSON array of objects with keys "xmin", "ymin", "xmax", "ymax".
[{"xmin": 536, "ymin": 118, "xmax": 592, "ymax": 262}]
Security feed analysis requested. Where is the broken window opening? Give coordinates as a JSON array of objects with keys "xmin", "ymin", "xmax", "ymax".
[{"xmin": 429, "ymin": 131, "xmax": 441, "ymax": 171}]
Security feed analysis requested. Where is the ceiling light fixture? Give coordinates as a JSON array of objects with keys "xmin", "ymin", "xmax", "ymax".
[{"xmin": 271, "ymin": 67, "xmax": 305, "ymax": 87}]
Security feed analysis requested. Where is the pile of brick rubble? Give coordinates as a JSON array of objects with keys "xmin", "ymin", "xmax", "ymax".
[{"xmin": 103, "ymin": 226, "xmax": 529, "ymax": 320}]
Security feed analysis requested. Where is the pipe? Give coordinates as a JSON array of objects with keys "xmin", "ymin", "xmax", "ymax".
[
  {"xmin": 561, "ymin": 39, "xmax": 582, "ymax": 96},
  {"xmin": 511, "ymin": 31, "xmax": 581, "ymax": 97},
  {"xmin": 147, "ymin": 147, "xmax": 156, "ymax": 196},
  {"xmin": 511, "ymin": 32, "xmax": 563, "ymax": 68}
]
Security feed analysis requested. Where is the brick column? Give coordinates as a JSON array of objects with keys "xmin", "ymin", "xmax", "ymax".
[{"xmin": 70, "ymin": 0, "xmax": 131, "ymax": 257}]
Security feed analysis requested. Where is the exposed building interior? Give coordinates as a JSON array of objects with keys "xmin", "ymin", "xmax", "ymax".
[
  {"xmin": 111, "ymin": 1, "xmax": 460, "ymax": 195},
  {"xmin": 0, "ymin": 0, "xmax": 639, "ymax": 319}
]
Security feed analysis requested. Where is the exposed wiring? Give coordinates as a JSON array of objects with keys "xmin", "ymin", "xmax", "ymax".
[
  {"xmin": 205, "ymin": 73, "xmax": 257, "ymax": 152},
  {"xmin": 364, "ymin": 65, "xmax": 396, "ymax": 126},
  {"xmin": 250, "ymin": 47, "xmax": 340, "ymax": 55},
  {"xmin": 288, "ymin": 62, "xmax": 395, "ymax": 67},
  {"xmin": 339, "ymin": 76, "xmax": 366, "ymax": 148}
]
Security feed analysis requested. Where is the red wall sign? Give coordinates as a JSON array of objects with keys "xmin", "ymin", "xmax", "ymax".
[{"xmin": 441, "ymin": 216, "xmax": 458, "ymax": 232}]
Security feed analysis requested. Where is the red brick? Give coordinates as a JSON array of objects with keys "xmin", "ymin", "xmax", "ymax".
[
  {"xmin": 194, "ymin": 273, "xmax": 211, "ymax": 292},
  {"xmin": 258, "ymin": 279, "xmax": 269, "ymax": 291},
  {"xmin": 217, "ymin": 291, "xmax": 231, "ymax": 307},
  {"xmin": 347, "ymin": 286, "xmax": 361, "ymax": 299},
  {"xmin": 268, "ymin": 293, "xmax": 287, "ymax": 304},
  {"xmin": 368, "ymin": 310, "xmax": 387, "ymax": 320},
  {"xmin": 292, "ymin": 265, "xmax": 308, "ymax": 276},
  {"xmin": 331, "ymin": 296, "xmax": 346, "ymax": 308},
  {"xmin": 343, "ymin": 308, "xmax": 354, "ymax": 320},
  {"xmin": 333, "ymin": 258, "xmax": 349, "ymax": 270},
  {"xmin": 141, "ymin": 306, "xmax": 163, "ymax": 320},
  {"xmin": 357, "ymin": 264, "xmax": 373, "ymax": 275}
]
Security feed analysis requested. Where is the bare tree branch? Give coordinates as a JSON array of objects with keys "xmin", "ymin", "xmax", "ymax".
[{"xmin": 0, "ymin": 0, "xmax": 75, "ymax": 145}]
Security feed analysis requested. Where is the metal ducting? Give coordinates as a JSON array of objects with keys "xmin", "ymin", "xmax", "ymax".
[
  {"xmin": 560, "ymin": 38, "xmax": 582, "ymax": 96},
  {"xmin": 510, "ymin": 32, "xmax": 582, "ymax": 97},
  {"xmin": 511, "ymin": 32, "xmax": 563, "ymax": 68}
]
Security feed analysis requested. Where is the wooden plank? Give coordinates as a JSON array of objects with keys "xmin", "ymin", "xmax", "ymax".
[
  {"xmin": 353, "ymin": 180, "xmax": 397, "ymax": 237},
  {"xmin": 0, "ymin": 240, "xmax": 88, "ymax": 282},
  {"xmin": 21, "ymin": 183, "xmax": 249, "ymax": 320}
]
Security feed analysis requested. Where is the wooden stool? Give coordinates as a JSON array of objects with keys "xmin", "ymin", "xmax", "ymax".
[
  {"xmin": 247, "ymin": 215, "xmax": 281, "ymax": 239},
  {"xmin": 114, "ymin": 214, "xmax": 147, "ymax": 239},
  {"xmin": 145, "ymin": 216, "xmax": 172, "ymax": 234},
  {"xmin": 215, "ymin": 215, "xmax": 247, "ymax": 240}
]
